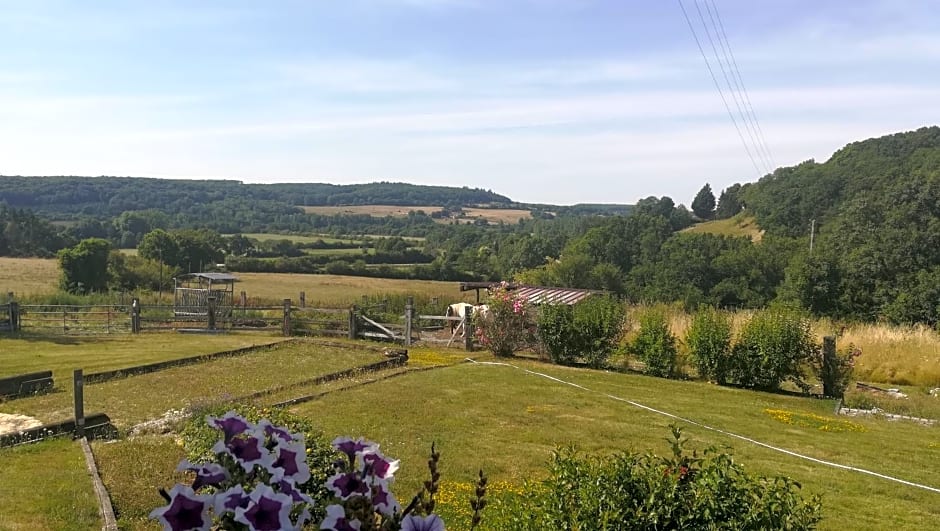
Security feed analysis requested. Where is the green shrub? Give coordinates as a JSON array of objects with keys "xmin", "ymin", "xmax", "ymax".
[
  {"xmin": 537, "ymin": 296, "xmax": 625, "ymax": 368},
  {"xmin": 629, "ymin": 308, "xmax": 678, "ymax": 377},
  {"xmin": 730, "ymin": 308, "xmax": 817, "ymax": 390},
  {"xmin": 686, "ymin": 306, "xmax": 733, "ymax": 383},
  {"xmin": 511, "ymin": 427, "xmax": 822, "ymax": 530},
  {"xmin": 179, "ymin": 403, "xmax": 336, "ymax": 522}
]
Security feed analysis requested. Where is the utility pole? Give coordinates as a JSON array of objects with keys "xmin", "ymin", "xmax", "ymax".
[{"xmin": 809, "ymin": 219, "xmax": 816, "ymax": 255}]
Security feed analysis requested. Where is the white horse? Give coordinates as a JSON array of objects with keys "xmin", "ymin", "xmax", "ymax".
[{"xmin": 445, "ymin": 303, "xmax": 474, "ymax": 335}]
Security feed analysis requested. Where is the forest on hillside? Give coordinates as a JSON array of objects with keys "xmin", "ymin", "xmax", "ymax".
[{"xmin": 2, "ymin": 127, "xmax": 939, "ymax": 327}]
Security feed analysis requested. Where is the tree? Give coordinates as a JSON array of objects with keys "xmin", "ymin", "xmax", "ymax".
[
  {"xmin": 715, "ymin": 183, "xmax": 744, "ymax": 219},
  {"xmin": 691, "ymin": 183, "xmax": 716, "ymax": 219},
  {"xmin": 58, "ymin": 238, "xmax": 112, "ymax": 294}
]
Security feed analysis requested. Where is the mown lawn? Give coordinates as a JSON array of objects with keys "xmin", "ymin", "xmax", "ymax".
[
  {"xmin": 294, "ymin": 359, "xmax": 940, "ymax": 530},
  {"xmin": 0, "ymin": 438, "xmax": 100, "ymax": 530},
  {"xmin": 0, "ymin": 340, "xmax": 387, "ymax": 428},
  {"xmin": 0, "ymin": 332, "xmax": 284, "ymax": 382}
]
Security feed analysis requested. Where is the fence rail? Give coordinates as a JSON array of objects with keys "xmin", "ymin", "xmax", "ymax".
[{"xmin": 1, "ymin": 296, "xmax": 479, "ymax": 350}]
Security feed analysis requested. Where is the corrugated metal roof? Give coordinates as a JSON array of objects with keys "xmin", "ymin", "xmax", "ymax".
[
  {"xmin": 177, "ymin": 272, "xmax": 239, "ymax": 282},
  {"xmin": 512, "ymin": 285, "xmax": 599, "ymax": 305}
]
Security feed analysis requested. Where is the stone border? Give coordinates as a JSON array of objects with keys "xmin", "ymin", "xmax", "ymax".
[
  {"xmin": 80, "ymin": 437, "xmax": 118, "ymax": 531},
  {"xmin": 0, "ymin": 413, "xmax": 116, "ymax": 448}
]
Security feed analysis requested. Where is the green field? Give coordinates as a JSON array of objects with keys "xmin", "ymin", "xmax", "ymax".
[
  {"xmin": 298, "ymin": 359, "xmax": 940, "ymax": 530},
  {"xmin": 1, "ymin": 334, "xmax": 938, "ymax": 529}
]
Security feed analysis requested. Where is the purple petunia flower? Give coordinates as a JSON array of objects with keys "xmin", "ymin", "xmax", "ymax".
[
  {"xmin": 320, "ymin": 504, "xmax": 361, "ymax": 531},
  {"xmin": 325, "ymin": 472, "xmax": 370, "ymax": 500},
  {"xmin": 274, "ymin": 479, "xmax": 314, "ymax": 506},
  {"xmin": 270, "ymin": 439, "xmax": 311, "ymax": 484},
  {"xmin": 176, "ymin": 460, "xmax": 230, "ymax": 490},
  {"xmin": 370, "ymin": 479, "xmax": 401, "ymax": 516},
  {"xmin": 401, "ymin": 514, "xmax": 445, "ymax": 531},
  {"xmin": 206, "ymin": 411, "xmax": 252, "ymax": 443},
  {"xmin": 258, "ymin": 419, "xmax": 296, "ymax": 443},
  {"xmin": 149, "ymin": 485, "xmax": 211, "ymax": 531},
  {"xmin": 212, "ymin": 485, "xmax": 249, "ymax": 516},
  {"xmin": 212, "ymin": 429, "xmax": 275, "ymax": 473},
  {"xmin": 360, "ymin": 449, "xmax": 399, "ymax": 480},
  {"xmin": 234, "ymin": 484, "xmax": 297, "ymax": 531},
  {"xmin": 331, "ymin": 436, "xmax": 377, "ymax": 459}
]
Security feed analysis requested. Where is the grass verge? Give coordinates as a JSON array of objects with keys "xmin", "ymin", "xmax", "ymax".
[{"xmin": 0, "ymin": 438, "xmax": 100, "ymax": 530}]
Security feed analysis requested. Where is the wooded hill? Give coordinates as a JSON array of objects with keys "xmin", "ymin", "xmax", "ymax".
[
  {"xmin": 0, "ymin": 177, "xmax": 512, "ymax": 217},
  {"xmin": 2, "ymin": 127, "xmax": 938, "ymax": 326}
]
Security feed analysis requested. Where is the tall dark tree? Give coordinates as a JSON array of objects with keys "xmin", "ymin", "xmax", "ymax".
[
  {"xmin": 58, "ymin": 238, "xmax": 112, "ymax": 294},
  {"xmin": 691, "ymin": 184, "xmax": 716, "ymax": 219},
  {"xmin": 715, "ymin": 183, "xmax": 744, "ymax": 219}
]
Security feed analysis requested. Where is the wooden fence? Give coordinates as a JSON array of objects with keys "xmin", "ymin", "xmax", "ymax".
[{"xmin": 1, "ymin": 295, "xmax": 478, "ymax": 350}]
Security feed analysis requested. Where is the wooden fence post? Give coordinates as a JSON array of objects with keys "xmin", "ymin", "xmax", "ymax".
[
  {"xmin": 299, "ymin": 291, "xmax": 306, "ymax": 308},
  {"xmin": 822, "ymin": 336, "xmax": 836, "ymax": 397},
  {"xmin": 8, "ymin": 301, "xmax": 19, "ymax": 332},
  {"xmin": 282, "ymin": 299, "xmax": 292, "ymax": 337},
  {"xmin": 207, "ymin": 296, "xmax": 217, "ymax": 331},
  {"xmin": 6, "ymin": 292, "xmax": 12, "ymax": 303},
  {"xmin": 348, "ymin": 305, "xmax": 358, "ymax": 340},
  {"xmin": 73, "ymin": 369, "xmax": 85, "ymax": 438},
  {"xmin": 464, "ymin": 306, "xmax": 474, "ymax": 352},
  {"xmin": 130, "ymin": 298, "xmax": 141, "ymax": 333},
  {"xmin": 404, "ymin": 296, "xmax": 414, "ymax": 346}
]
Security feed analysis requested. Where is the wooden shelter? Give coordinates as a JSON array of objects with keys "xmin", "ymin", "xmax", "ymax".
[
  {"xmin": 459, "ymin": 282, "xmax": 603, "ymax": 305},
  {"xmin": 173, "ymin": 272, "xmax": 238, "ymax": 318}
]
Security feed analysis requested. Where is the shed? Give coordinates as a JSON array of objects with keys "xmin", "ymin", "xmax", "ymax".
[
  {"xmin": 459, "ymin": 282, "xmax": 603, "ymax": 305},
  {"xmin": 174, "ymin": 272, "xmax": 238, "ymax": 317}
]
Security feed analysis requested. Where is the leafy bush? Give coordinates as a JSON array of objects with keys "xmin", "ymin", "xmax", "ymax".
[
  {"xmin": 686, "ymin": 306, "xmax": 733, "ymax": 383},
  {"xmin": 511, "ymin": 427, "xmax": 822, "ymax": 530},
  {"xmin": 628, "ymin": 308, "xmax": 678, "ymax": 377},
  {"xmin": 537, "ymin": 296, "xmax": 625, "ymax": 368},
  {"xmin": 729, "ymin": 308, "xmax": 817, "ymax": 390}
]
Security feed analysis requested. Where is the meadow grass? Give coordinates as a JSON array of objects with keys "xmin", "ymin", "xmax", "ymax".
[
  {"xmin": 681, "ymin": 213, "xmax": 764, "ymax": 241},
  {"xmin": 233, "ymin": 272, "xmax": 469, "ymax": 306},
  {"xmin": 0, "ymin": 340, "xmax": 385, "ymax": 428},
  {"xmin": 0, "ymin": 256, "xmax": 60, "ymax": 296},
  {"xmin": 293, "ymin": 358, "xmax": 940, "ymax": 530},
  {"xmin": 0, "ymin": 438, "xmax": 100, "ymax": 530},
  {"xmin": 235, "ymin": 233, "xmax": 365, "ymax": 245}
]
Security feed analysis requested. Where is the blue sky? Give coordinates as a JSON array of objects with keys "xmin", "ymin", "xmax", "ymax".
[{"xmin": 2, "ymin": 1, "xmax": 939, "ymax": 205}]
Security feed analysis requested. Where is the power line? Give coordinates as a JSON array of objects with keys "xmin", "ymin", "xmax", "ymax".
[
  {"xmin": 704, "ymin": 0, "xmax": 777, "ymax": 169},
  {"xmin": 692, "ymin": 0, "xmax": 773, "ymax": 175},
  {"xmin": 676, "ymin": 0, "xmax": 765, "ymax": 178}
]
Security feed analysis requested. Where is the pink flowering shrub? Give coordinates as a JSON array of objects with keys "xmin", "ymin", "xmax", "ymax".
[
  {"xmin": 153, "ymin": 412, "xmax": 486, "ymax": 530},
  {"xmin": 474, "ymin": 282, "xmax": 534, "ymax": 357}
]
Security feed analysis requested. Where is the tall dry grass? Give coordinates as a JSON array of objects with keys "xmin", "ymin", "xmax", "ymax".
[{"xmin": 626, "ymin": 304, "xmax": 940, "ymax": 387}]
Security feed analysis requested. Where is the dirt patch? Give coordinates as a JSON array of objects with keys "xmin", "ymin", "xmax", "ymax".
[{"xmin": 0, "ymin": 413, "xmax": 42, "ymax": 435}]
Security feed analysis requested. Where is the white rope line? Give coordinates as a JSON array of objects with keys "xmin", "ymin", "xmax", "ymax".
[{"xmin": 466, "ymin": 359, "xmax": 940, "ymax": 495}]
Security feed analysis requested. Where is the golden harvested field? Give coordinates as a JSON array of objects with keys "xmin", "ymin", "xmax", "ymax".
[
  {"xmin": 0, "ymin": 257, "xmax": 59, "ymax": 296},
  {"xmin": 300, "ymin": 204, "xmax": 532, "ymax": 224},
  {"xmin": 301, "ymin": 204, "xmax": 442, "ymax": 216},
  {"xmin": 233, "ymin": 272, "xmax": 469, "ymax": 306}
]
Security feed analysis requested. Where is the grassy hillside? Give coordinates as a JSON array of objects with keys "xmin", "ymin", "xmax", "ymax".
[{"xmin": 682, "ymin": 213, "xmax": 764, "ymax": 241}]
